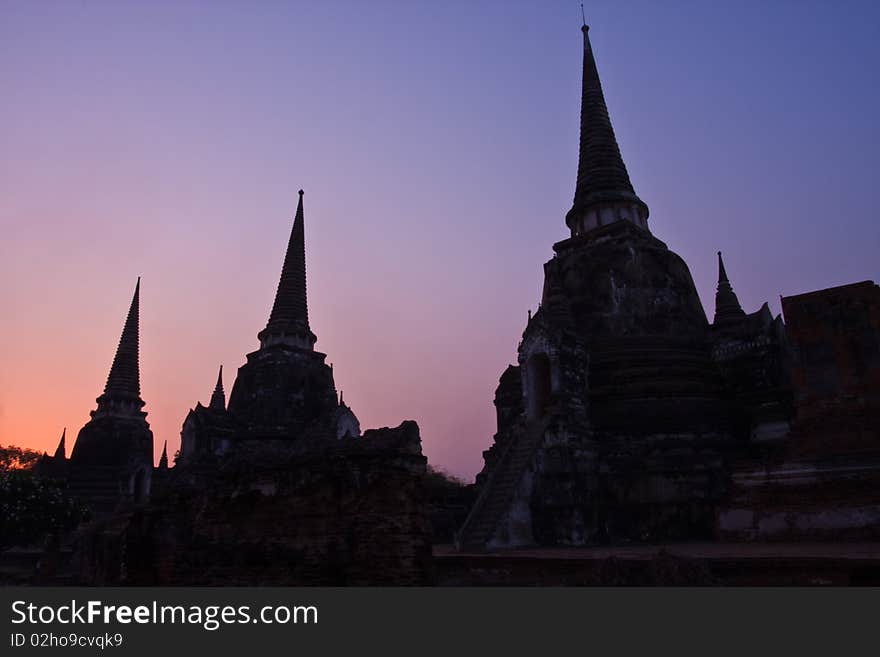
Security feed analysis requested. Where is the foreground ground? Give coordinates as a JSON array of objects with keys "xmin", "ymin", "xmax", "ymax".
[{"xmin": 433, "ymin": 542, "xmax": 880, "ymax": 585}]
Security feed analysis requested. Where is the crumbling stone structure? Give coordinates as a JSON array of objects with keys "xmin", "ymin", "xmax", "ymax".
[
  {"xmin": 43, "ymin": 190, "xmax": 431, "ymax": 585},
  {"xmin": 21, "ymin": 23, "xmax": 880, "ymax": 583},
  {"xmin": 709, "ymin": 252, "xmax": 793, "ymax": 444},
  {"xmin": 718, "ymin": 281, "xmax": 880, "ymax": 541},
  {"xmin": 145, "ymin": 189, "xmax": 428, "ymax": 584},
  {"xmin": 76, "ymin": 422, "xmax": 431, "ymax": 585},
  {"xmin": 782, "ymin": 281, "xmax": 880, "ymax": 457},
  {"xmin": 458, "ymin": 25, "xmax": 795, "ymax": 549}
]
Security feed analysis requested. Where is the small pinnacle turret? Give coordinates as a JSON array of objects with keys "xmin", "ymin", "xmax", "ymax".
[
  {"xmin": 95, "ymin": 278, "xmax": 145, "ymax": 416},
  {"xmin": 158, "ymin": 440, "xmax": 168, "ymax": 469},
  {"xmin": 565, "ymin": 24, "xmax": 649, "ymax": 237},
  {"xmin": 258, "ymin": 190, "xmax": 316, "ymax": 350},
  {"xmin": 54, "ymin": 428, "xmax": 66, "ymax": 459},
  {"xmin": 210, "ymin": 365, "xmax": 226, "ymax": 410},
  {"xmin": 714, "ymin": 251, "xmax": 746, "ymax": 325}
]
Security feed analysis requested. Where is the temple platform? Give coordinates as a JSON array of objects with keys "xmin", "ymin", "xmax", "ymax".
[{"xmin": 433, "ymin": 542, "xmax": 880, "ymax": 585}]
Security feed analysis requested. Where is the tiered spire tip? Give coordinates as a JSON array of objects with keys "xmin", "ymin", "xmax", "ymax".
[
  {"xmin": 565, "ymin": 23, "xmax": 648, "ymax": 233},
  {"xmin": 98, "ymin": 278, "xmax": 144, "ymax": 408},
  {"xmin": 258, "ymin": 189, "xmax": 316, "ymax": 349}
]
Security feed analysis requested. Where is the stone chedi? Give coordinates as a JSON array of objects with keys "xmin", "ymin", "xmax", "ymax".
[
  {"xmin": 66, "ymin": 279, "xmax": 155, "ymax": 515},
  {"xmin": 458, "ymin": 25, "xmax": 791, "ymax": 549},
  {"xmin": 180, "ymin": 190, "xmax": 360, "ymax": 460}
]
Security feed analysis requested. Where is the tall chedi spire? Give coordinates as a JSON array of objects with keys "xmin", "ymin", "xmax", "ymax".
[
  {"xmin": 713, "ymin": 251, "xmax": 746, "ymax": 325},
  {"xmin": 209, "ymin": 365, "xmax": 226, "ymax": 410},
  {"xmin": 257, "ymin": 190, "xmax": 317, "ymax": 350},
  {"xmin": 94, "ymin": 278, "xmax": 146, "ymax": 417},
  {"xmin": 224, "ymin": 187, "xmax": 358, "ymax": 444},
  {"xmin": 565, "ymin": 23, "xmax": 649, "ymax": 237},
  {"xmin": 69, "ymin": 276, "xmax": 153, "ymax": 513}
]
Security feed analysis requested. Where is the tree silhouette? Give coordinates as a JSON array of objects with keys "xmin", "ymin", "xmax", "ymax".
[{"xmin": 0, "ymin": 444, "xmax": 89, "ymax": 550}]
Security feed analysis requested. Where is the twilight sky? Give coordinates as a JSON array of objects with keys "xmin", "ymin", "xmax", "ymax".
[{"xmin": 1, "ymin": 1, "xmax": 878, "ymax": 480}]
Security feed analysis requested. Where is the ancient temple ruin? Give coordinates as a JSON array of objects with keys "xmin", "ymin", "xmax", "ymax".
[
  {"xmin": 35, "ymin": 190, "xmax": 431, "ymax": 585},
  {"xmin": 456, "ymin": 24, "xmax": 817, "ymax": 550},
  {"xmin": 180, "ymin": 190, "xmax": 360, "ymax": 462},
  {"xmin": 14, "ymin": 23, "xmax": 879, "ymax": 585}
]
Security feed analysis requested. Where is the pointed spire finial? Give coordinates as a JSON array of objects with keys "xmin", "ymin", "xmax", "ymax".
[
  {"xmin": 95, "ymin": 278, "xmax": 145, "ymax": 415},
  {"xmin": 158, "ymin": 440, "xmax": 168, "ymax": 469},
  {"xmin": 717, "ymin": 251, "xmax": 729, "ymax": 283},
  {"xmin": 580, "ymin": 3, "xmax": 586, "ymax": 29},
  {"xmin": 258, "ymin": 189, "xmax": 316, "ymax": 349},
  {"xmin": 209, "ymin": 365, "xmax": 226, "ymax": 410},
  {"xmin": 565, "ymin": 23, "xmax": 648, "ymax": 236},
  {"xmin": 714, "ymin": 250, "xmax": 746, "ymax": 326},
  {"xmin": 53, "ymin": 428, "xmax": 66, "ymax": 459}
]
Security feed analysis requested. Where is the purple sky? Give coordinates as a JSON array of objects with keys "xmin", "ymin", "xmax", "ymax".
[{"xmin": 2, "ymin": 1, "xmax": 878, "ymax": 479}]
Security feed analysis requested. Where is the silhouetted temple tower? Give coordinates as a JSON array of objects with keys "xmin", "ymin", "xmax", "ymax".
[
  {"xmin": 68, "ymin": 279, "xmax": 154, "ymax": 514},
  {"xmin": 460, "ymin": 24, "xmax": 740, "ymax": 549},
  {"xmin": 92, "ymin": 278, "xmax": 145, "ymax": 419},
  {"xmin": 182, "ymin": 190, "xmax": 360, "ymax": 457}
]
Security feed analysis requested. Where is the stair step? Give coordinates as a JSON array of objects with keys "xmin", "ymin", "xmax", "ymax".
[{"xmin": 457, "ymin": 422, "xmax": 547, "ymax": 547}]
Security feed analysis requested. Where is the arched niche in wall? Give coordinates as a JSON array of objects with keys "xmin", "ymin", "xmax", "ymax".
[{"xmin": 527, "ymin": 352, "xmax": 552, "ymax": 419}]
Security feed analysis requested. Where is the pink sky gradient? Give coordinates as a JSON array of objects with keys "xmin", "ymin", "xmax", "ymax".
[{"xmin": 2, "ymin": 2, "xmax": 878, "ymax": 479}]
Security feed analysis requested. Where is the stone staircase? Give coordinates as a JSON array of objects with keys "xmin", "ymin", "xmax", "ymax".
[{"xmin": 456, "ymin": 420, "xmax": 544, "ymax": 550}]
